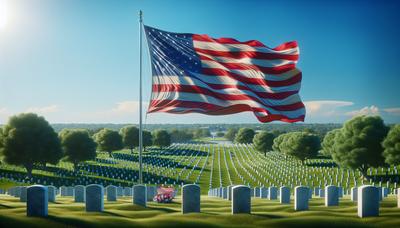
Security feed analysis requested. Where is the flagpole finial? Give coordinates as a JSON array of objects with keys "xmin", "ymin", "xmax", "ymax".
[{"xmin": 139, "ymin": 10, "xmax": 143, "ymax": 23}]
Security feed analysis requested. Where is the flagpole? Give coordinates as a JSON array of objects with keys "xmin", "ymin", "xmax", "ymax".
[{"xmin": 138, "ymin": 10, "xmax": 143, "ymax": 185}]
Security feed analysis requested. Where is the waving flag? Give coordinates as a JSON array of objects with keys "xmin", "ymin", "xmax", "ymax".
[{"xmin": 144, "ymin": 25, "xmax": 305, "ymax": 123}]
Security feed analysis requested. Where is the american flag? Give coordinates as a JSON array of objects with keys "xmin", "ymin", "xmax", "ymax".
[{"xmin": 144, "ymin": 25, "xmax": 305, "ymax": 123}]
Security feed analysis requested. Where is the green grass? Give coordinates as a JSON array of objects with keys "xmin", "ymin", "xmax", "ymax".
[{"xmin": 0, "ymin": 194, "xmax": 399, "ymax": 227}]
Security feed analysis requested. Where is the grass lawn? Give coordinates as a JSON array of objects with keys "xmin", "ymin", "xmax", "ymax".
[{"xmin": 0, "ymin": 194, "xmax": 399, "ymax": 227}]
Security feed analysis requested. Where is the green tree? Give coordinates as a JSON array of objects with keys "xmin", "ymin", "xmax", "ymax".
[
  {"xmin": 382, "ymin": 124, "xmax": 400, "ymax": 166},
  {"xmin": 93, "ymin": 128, "xmax": 123, "ymax": 157},
  {"xmin": 321, "ymin": 129, "xmax": 340, "ymax": 157},
  {"xmin": 225, "ymin": 128, "xmax": 238, "ymax": 141},
  {"xmin": 143, "ymin": 130, "xmax": 153, "ymax": 151},
  {"xmin": 235, "ymin": 128, "xmax": 255, "ymax": 144},
  {"xmin": 216, "ymin": 131, "xmax": 225, "ymax": 137},
  {"xmin": 280, "ymin": 132, "xmax": 320, "ymax": 163},
  {"xmin": 331, "ymin": 115, "xmax": 389, "ymax": 178},
  {"xmin": 59, "ymin": 129, "xmax": 97, "ymax": 171},
  {"xmin": 0, "ymin": 113, "xmax": 62, "ymax": 177},
  {"xmin": 272, "ymin": 133, "xmax": 287, "ymax": 152},
  {"xmin": 253, "ymin": 131, "xmax": 275, "ymax": 156},
  {"xmin": 120, "ymin": 126, "xmax": 139, "ymax": 154},
  {"xmin": 153, "ymin": 130, "xmax": 171, "ymax": 149}
]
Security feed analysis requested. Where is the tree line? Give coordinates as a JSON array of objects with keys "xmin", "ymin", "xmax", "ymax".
[{"xmin": 0, "ymin": 113, "xmax": 181, "ymax": 177}]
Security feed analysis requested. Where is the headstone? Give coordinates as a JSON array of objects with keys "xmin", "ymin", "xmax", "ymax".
[
  {"xmin": 106, "ymin": 185, "xmax": 117, "ymax": 201},
  {"xmin": 27, "ymin": 185, "xmax": 48, "ymax": 217},
  {"xmin": 325, "ymin": 185, "xmax": 339, "ymax": 206},
  {"xmin": 75, "ymin": 185, "xmax": 85, "ymax": 202},
  {"xmin": 133, "ymin": 185, "xmax": 147, "ymax": 207},
  {"xmin": 60, "ymin": 186, "xmax": 67, "ymax": 196},
  {"xmin": 117, "ymin": 186, "xmax": 124, "ymax": 197},
  {"xmin": 378, "ymin": 187, "xmax": 383, "ymax": 201},
  {"xmin": 20, "ymin": 186, "xmax": 27, "ymax": 202},
  {"xmin": 147, "ymin": 186, "xmax": 156, "ymax": 201},
  {"xmin": 319, "ymin": 188, "xmax": 325, "ymax": 197},
  {"xmin": 294, "ymin": 186, "xmax": 309, "ymax": 211},
  {"xmin": 254, "ymin": 187, "xmax": 260, "ymax": 197},
  {"xmin": 260, "ymin": 187, "xmax": 268, "ymax": 199},
  {"xmin": 124, "ymin": 187, "xmax": 132, "ymax": 196},
  {"xmin": 222, "ymin": 187, "xmax": 227, "ymax": 199},
  {"xmin": 279, "ymin": 186, "xmax": 290, "ymax": 204},
  {"xmin": 67, "ymin": 186, "xmax": 74, "ymax": 196},
  {"xmin": 268, "ymin": 187, "xmax": 277, "ymax": 200},
  {"xmin": 46, "ymin": 186, "xmax": 56, "ymax": 203},
  {"xmin": 358, "ymin": 185, "xmax": 379, "ymax": 217},
  {"xmin": 397, "ymin": 188, "xmax": 400, "ymax": 208},
  {"xmin": 85, "ymin": 184, "xmax": 104, "ymax": 212},
  {"xmin": 228, "ymin": 186, "xmax": 233, "ymax": 201},
  {"xmin": 351, "ymin": 187, "xmax": 358, "ymax": 202},
  {"xmin": 338, "ymin": 186, "xmax": 343, "ymax": 198},
  {"xmin": 232, "ymin": 185, "xmax": 250, "ymax": 214},
  {"xmin": 182, "ymin": 184, "xmax": 200, "ymax": 214}
]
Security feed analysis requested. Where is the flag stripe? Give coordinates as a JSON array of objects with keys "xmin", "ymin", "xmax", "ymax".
[
  {"xmin": 150, "ymin": 92, "xmax": 305, "ymax": 111},
  {"xmin": 148, "ymin": 100, "xmax": 305, "ymax": 119},
  {"xmin": 194, "ymin": 48, "xmax": 299, "ymax": 61},
  {"xmin": 152, "ymin": 84, "xmax": 298, "ymax": 100}
]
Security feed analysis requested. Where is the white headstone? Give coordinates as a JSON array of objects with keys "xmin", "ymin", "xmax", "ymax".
[
  {"xmin": 351, "ymin": 187, "xmax": 358, "ymax": 202},
  {"xmin": 75, "ymin": 185, "xmax": 85, "ymax": 202},
  {"xmin": 133, "ymin": 185, "xmax": 147, "ymax": 207},
  {"xmin": 268, "ymin": 187, "xmax": 277, "ymax": 200},
  {"xmin": 27, "ymin": 185, "xmax": 48, "ymax": 217},
  {"xmin": 20, "ymin": 186, "xmax": 27, "ymax": 202},
  {"xmin": 325, "ymin": 185, "xmax": 339, "ymax": 206},
  {"xmin": 279, "ymin": 186, "xmax": 290, "ymax": 204},
  {"xmin": 232, "ymin": 185, "xmax": 251, "ymax": 214},
  {"xmin": 358, "ymin": 185, "xmax": 379, "ymax": 217},
  {"xmin": 47, "ymin": 186, "xmax": 56, "ymax": 202},
  {"xmin": 85, "ymin": 184, "xmax": 104, "ymax": 212},
  {"xmin": 182, "ymin": 184, "xmax": 200, "ymax": 214},
  {"xmin": 146, "ymin": 186, "xmax": 156, "ymax": 201},
  {"xmin": 294, "ymin": 186, "xmax": 309, "ymax": 211},
  {"xmin": 106, "ymin": 185, "xmax": 117, "ymax": 201},
  {"xmin": 260, "ymin": 187, "xmax": 268, "ymax": 199}
]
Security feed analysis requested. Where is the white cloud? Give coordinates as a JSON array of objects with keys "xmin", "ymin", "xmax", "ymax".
[
  {"xmin": 304, "ymin": 100, "xmax": 354, "ymax": 116},
  {"xmin": 26, "ymin": 105, "xmax": 59, "ymax": 114},
  {"xmin": 346, "ymin": 105, "xmax": 380, "ymax": 117},
  {"xmin": 384, "ymin": 107, "xmax": 400, "ymax": 116}
]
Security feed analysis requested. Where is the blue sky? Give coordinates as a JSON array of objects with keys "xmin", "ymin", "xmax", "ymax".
[{"xmin": 0, "ymin": 0, "xmax": 399, "ymax": 124}]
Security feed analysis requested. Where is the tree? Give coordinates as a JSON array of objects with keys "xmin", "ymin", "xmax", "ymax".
[
  {"xmin": 153, "ymin": 130, "xmax": 171, "ymax": 149},
  {"xmin": 225, "ymin": 128, "xmax": 238, "ymax": 141},
  {"xmin": 331, "ymin": 115, "xmax": 389, "ymax": 178},
  {"xmin": 216, "ymin": 131, "xmax": 225, "ymax": 137},
  {"xmin": 170, "ymin": 129, "xmax": 193, "ymax": 143},
  {"xmin": 59, "ymin": 129, "xmax": 97, "ymax": 171},
  {"xmin": 280, "ymin": 132, "xmax": 320, "ymax": 163},
  {"xmin": 93, "ymin": 128, "xmax": 123, "ymax": 157},
  {"xmin": 235, "ymin": 128, "xmax": 255, "ymax": 144},
  {"xmin": 382, "ymin": 124, "xmax": 400, "ymax": 166},
  {"xmin": 143, "ymin": 130, "xmax": 153, "ymax": 151},
  {"xmin": 272, "ymin": 133, "xmax": 287, "ymax": 152},
  {"xmin": 193, "ymin": 128, "xmax": 211, "ymax": 139},
  {"xmin": 321, "ymin": 129, "xmax": 340, "ymax": 157},
  {"xmin": 0, "ymin": 113, "xmax": 62, "ymax": 177},
  {"xmin": 253, "ymin": 131, "xmax": 275, "ymax": 156},
  {"xmin": 120, "ymin": 126, "xmax": 139, "ymax": 154}
]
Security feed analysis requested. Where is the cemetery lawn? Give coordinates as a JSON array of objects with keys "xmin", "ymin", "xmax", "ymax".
[{"xmin": 0, "ymin": 195, "xmax": 399, "ymax": 228}]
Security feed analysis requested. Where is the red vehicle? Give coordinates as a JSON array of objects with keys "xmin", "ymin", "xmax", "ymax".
[{"xmin": 154, "ymin": 186, "xmax": 175, "ymax": 203}]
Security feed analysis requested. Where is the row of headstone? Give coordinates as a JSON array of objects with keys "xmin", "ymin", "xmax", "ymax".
[{"xmin": 208, "ymin": 185, "xmax": 392, "ymax": 217}]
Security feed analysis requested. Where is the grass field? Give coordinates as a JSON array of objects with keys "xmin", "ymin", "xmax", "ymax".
[{"xmin": 0, "ymin": 194, "xmax": 399, "ymax": 228}]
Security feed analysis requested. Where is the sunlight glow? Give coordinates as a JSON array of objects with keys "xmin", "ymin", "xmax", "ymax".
[{"xmin": 0, "ymin": 0, "xmax": 8, "ymax": 29}]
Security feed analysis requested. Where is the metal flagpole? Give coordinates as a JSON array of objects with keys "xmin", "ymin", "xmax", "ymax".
[{"xmin": 138, "ymin": 10, "xmax": 143, "ymax": 185}]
